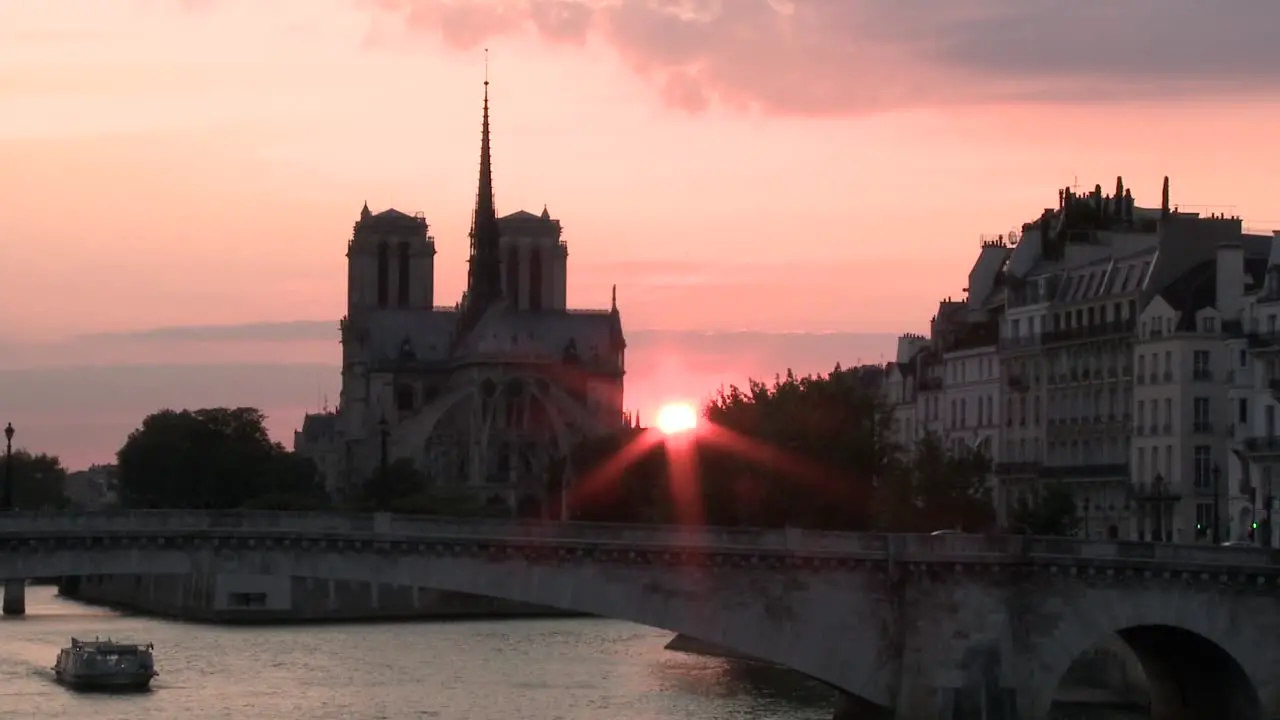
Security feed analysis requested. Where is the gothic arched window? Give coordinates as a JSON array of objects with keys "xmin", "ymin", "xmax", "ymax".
[
  {"xmin": 376, "ymin": 241, "xmax": 390, "ymax": 308},
  {"xmin": 529, "ymin": 247, "xmax": 543, "ymax": 311},
  {"xmin": 397, "ymin": 241, "xmax": 411, "ymax": 307}
]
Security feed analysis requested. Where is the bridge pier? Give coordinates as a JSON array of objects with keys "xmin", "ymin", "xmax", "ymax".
[{"xmin": 3, "ymin": 579, "xmax": 25, "ymax": 616}]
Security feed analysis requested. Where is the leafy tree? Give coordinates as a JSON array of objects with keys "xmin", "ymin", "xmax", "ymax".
[
  {"xmin": 1010, "ymin": 482, "xmax": 1080, "ymax": 537},
  {"xmin": 1, "ymin": 450, "xmax": 71, "ymax": 510},
  {"xmin": 563, "ymin": 427, "xmax": 667, "ymax": 523},
  {"xmin": 352, "ymin": 459, "xmax": 429, "ymax": 512},
  {"xmin": 116, "ymin": 407, "xmax": 326, "ymax": 510},
  {"xmin": 702, "ymin": 365, "xmax": 899, "ymax": 530},
  {"xmin": 560, "ymin": 364, "xmax": 1003, "ymax": 533},
  {"xmin": 876, "ymin": 433, "xmax": 995, "ymax": 533}
]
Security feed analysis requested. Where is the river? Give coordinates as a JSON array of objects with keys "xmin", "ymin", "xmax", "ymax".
[
  {"xmin": 0, "ymin": 587, "xmax": 1146, "ymax": 719},
  {"xmin": 0, "ymin": 586, "xmax": 836, "ymax": 719}
]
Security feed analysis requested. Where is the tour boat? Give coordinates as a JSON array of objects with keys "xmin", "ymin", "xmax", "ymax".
[{"xmin": 53, "ymin": 637, "xmax": 158, "ymax": 691}]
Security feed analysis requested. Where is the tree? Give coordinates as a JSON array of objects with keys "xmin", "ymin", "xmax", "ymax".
[
  {"xmin": 1010, "ymin": 482, "xmax": 1080, "ymax": 537},
  {"xmin": 351, "ymin": 459, "xmax": 429, "ymax": 512},
  {"xmin": 702, "ymin": 365, "xmax": 899, "ymax": 531},
  {"xmin": 3, "ymin": 450, "xmax": 71, "ymax": 510},
  {"xmin": 882, "ymin": 433, "xmax": 995, "ymax": 533},
  {"xmin": 562, "ymin": 427, "xmax": 667, "ymax": 523},
  {"xmin": 116, "ymin": 407, "xmax": 326, "ymax": 510}
]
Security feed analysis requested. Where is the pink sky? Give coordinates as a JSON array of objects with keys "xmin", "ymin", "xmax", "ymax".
[{"xmin": 1, "ymin": 0, "xmax": 1278, "ymax": 466}]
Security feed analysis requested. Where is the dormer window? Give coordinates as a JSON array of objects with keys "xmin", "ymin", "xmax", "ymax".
[{"xmin": 1203, "ymin": 317, "xmax": 1217, "ymax": 333}]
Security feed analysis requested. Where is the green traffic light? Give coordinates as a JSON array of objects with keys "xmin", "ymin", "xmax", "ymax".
[{"xmin": 1253, "ymin": 522, "xmax": 1259, "ymax": 529}]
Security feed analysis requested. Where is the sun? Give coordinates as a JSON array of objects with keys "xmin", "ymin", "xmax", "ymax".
[{"xmin": 655, "ymin": 402, "xmax": 699, "ymax": 436}]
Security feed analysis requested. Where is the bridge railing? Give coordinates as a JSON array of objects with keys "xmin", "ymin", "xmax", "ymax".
[{"xmin": 0, "ymin": 511, "xmax": 1276, "ymax": 568}]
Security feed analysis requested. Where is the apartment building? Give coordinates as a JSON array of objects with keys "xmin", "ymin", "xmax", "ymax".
[{"xmin": 886, "ymin": 176, "xmax": 1278, "ymax": 544}]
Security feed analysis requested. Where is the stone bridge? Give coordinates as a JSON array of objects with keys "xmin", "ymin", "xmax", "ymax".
[{"xmin": 1, "ymin": 510, "xmax": 1278, "ymax": 720}]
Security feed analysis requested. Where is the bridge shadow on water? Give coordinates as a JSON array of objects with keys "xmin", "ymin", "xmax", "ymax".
[{"xmin": 650, "ymin": 655, "xmax": 834, "ymax": 715}]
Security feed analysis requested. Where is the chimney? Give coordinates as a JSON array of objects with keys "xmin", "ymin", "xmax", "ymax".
[{"xmin": 1216, "ymin": 239, "xmax": 1245, "ymax": 320}]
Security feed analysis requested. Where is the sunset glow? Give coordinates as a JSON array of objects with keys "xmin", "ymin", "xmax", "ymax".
[
  {"xmin": 2, "ymin": 1, "xmax": 1279, "ymax": 468},
  {"xmin": 655, "ymin": 402, "xmax": 698, "ymax": 436}
]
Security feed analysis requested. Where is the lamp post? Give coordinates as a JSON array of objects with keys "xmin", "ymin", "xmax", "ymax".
[
  {"xmin": 2, "ymin": 423, "xmax": 12, "ymax": 511},
  {"xmin": 1212, "ymin": 463, "xmax": 1222, "ymax": 545},
  {"xmin": 378, "ymin": 415, "xmax": 389, "ymax": 477}
]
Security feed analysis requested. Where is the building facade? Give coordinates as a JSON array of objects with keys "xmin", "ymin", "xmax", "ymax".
[
  {"xmin": 295, "ymin": 82, "xmax": 628, "ymax": 514},
  {"xmin": 888, "ymin": 177, "xmax": 1278, "ymax": 544}
]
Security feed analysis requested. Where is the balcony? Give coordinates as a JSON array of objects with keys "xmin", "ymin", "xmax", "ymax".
[
  {"xmin": 1042, "ymin": 319, "xmax": 1137, "ymax": 346},
  {"xmin": 1038, "ymin": 463, "xmax": 1129, "ymax": 480},
  {"xmin": 1241, "ymin": 436, "xmax": 1280, "ymax": 456},
  {"xmin": 1192, "ymin": 421, "xmax": 1213, "ymax": 434},
  {"xmin": 918, "ymin": 376, "xmax": 943, "ymax": 392},
  {"xmin": 1163, "ymin": 370, "xmax": 1173, "ymax": 383},
  {"xmin": 1193, "ymin": 370, "xmax": 1214, "ymax": 382},
  {"xmin": 1131, "ymin": 480, "xmax": 1180, "ymax": 501},
  {"xmin": 1246, "ymin": 331, "xmax": 1280, "ymax": 353},
  {"xmin": 998, "ymin": 334, "xmax": 1042, "ymax": 352},
  {"xmin": 993, "ymin": 461, "xmax": 1041, "ymax": 476},
  {"xmin": 1006, "ymin": 374, "xmax": 1029, "ymax": 393}
]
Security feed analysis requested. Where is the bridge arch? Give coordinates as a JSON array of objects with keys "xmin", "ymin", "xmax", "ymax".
[
  {"xmin": 8, "ymin": 539, "xmax": 894, "ymax": 711},
  {"xmin": 1032, "ymin": 592, "xmax": 1268, "ymax": 719}
]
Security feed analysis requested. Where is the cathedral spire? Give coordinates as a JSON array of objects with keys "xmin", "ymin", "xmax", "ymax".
[
  {"xmin": 457, "ymin": 50, "xmax": 505, "ymax": 348},
  {"xmin": 470, "ymin": 50, "xmax": 497, "ymax": 249}
]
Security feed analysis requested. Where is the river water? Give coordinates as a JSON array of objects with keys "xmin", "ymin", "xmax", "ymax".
[
  {"xmin": 0, "ymin": 587, "xmax": 836, "ymax": 720},
  {"xmin": 0, "ymin": 587, "xmax": 1144, "ymax": 719}
]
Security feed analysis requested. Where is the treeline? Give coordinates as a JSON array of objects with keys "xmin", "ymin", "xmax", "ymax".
[
  {"xmin": 26, "ymin": 363, "xmax": 1078, "ymax": 536},
  {"xmin": 0, "ymin": 449, "xmax": 73, "ymax": 510},
  {"xmin": 109, "ymin": 407, "xmax": 520, "ymax": 517},
  {"xmin": 565, "ymin": 365, "xmax": 1079, "ymax": 535}
]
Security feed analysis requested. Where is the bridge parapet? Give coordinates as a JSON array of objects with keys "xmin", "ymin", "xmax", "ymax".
[{"xmin": 0, "ymin": 511, "xmax": 1275, "ymax": 570}]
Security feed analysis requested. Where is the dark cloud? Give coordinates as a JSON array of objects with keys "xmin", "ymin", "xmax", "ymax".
[
  {"xmin": 77, "ymin": 320, "xmax": 335, "ymax": 344},
  {"xmin": 362, "ymin": 0, "xmax": 1280, "ymax": 114}
]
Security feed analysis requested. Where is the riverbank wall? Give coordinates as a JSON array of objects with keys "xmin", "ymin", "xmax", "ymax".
[{"xmin": 59, "ymin": 574, "xmax": 580, "ymax": 624}]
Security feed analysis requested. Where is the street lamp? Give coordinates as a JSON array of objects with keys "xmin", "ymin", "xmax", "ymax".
[
  {"xmin": 3, "ymin": 423, "xmax": 13, "ymax": 511},
  {"xmin": 378, "ymin": 415, "xmax": 389, "ymax": 477},
  {"xmin": 1212, "ymin": 463, "xmax": 1222, "ymax": 545}
]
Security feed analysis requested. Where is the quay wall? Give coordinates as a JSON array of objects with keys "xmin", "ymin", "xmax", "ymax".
[{"xmin": 59, "ymin": 574, "xmax": 580, "ymax": 624}]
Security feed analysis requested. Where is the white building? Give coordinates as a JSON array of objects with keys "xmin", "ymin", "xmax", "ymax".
[
  {"xmin": 894, "ymin": 176, "xmax": 1278, "ymax": 544},
  {"xmin": 295, "ymin": 81, "xmax": 628, "ymax": 514}
]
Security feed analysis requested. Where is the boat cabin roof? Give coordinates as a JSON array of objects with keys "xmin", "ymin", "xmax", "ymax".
[{"xmin": 70, "ymin": 637, "xmax": 153, "ymax": 653}]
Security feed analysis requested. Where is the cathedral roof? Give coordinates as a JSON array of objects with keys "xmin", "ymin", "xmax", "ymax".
[
  {"xmin": 453, "ymin": 304, "xmax": 624, "ymax": 369},
  {"xmin": 501, "ymin": 210, "xmax": 546, "ymax": 222},
  {"xmin": 499, "ymin": 209, "xmax": 561, "ymax": 238},
  {"xmin": 368, "ymin": 208, "xmax": 425, "ymax": 225},
  {"xmin": 366, "ymin": 309, "xmax": 460, "ymax": 364}
]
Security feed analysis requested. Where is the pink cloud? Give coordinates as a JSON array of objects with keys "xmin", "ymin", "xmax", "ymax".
[{"xmin": 355, "ymin": 0, "xmax": 1280, "ymax": 115}]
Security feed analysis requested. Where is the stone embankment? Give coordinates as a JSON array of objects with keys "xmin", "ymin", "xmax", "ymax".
[{"xmin": 59, "ymin": 574, "xmax": 579, "ymax": 624}]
